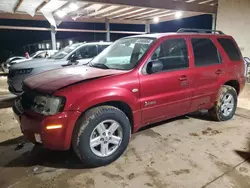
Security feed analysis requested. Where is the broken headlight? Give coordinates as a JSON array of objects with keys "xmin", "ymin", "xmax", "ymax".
[{"xmin": 31, "ymin": 95, "xmax": 65, "ymax": 116}]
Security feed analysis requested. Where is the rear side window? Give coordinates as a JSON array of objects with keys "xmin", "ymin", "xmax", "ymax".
[
  {"xmin": 78, "ymin": 45, "xmax": 98, "ymax": 58},
  {"xmin": 217, "ymin": 38, "xmax": 241, "ymax": 61},
  {"xmin": 150, "ymin": 38, "xmax": 189, "ymax": 71},
  {"xmin": 191, "ymin": 38, "xmax": 220, "ymax": 66}
]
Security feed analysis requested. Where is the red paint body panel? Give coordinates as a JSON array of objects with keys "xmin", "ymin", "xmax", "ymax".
[
  {"xmin": 24, "ymin": 66, "xmax": 126, "ymax": 93},
  {"xmin": 20, "ymin": 110, "xmax": 81, "ymax": 150},
  {"xmin": 138, "ymin": 36, "xmax": 194, "ymax": 125},
  {"xmin": 17, "ymin": 33, "xmax": 246, "ymax": 150}
]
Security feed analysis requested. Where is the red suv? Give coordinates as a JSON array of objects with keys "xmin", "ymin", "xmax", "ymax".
[{"xmin": 13, "ymin": 29, "xmax": 246, "ymax": 167}]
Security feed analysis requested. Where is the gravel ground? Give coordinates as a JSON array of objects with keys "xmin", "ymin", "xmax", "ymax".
[{"xmin": 0, "ymin": 77, "xmax": 250, "ymax": 188}]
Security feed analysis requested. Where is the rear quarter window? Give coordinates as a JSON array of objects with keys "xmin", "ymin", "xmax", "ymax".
[
  {"xmin": 191, "ymin": 38, "xmax": 220, "ymax": 66},
  {"xmin": 217, "ymin": 38, "xmax": 242, "ymax": 61}
]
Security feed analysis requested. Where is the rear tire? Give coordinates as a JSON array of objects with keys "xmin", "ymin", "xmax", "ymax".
[
  {"xmin": 72, "ymin": 106, "xmax": 131, "ymax": 167},
  {"xmin": 209, "ymin": 85, "xmax": 237, "ymax": 121}
]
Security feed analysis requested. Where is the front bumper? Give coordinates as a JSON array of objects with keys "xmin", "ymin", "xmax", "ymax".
[
  {"xmin": 13, "ymin": 100, "xmax": 81, "ymax": 150},
  {"xmin": 8, "ymin": 79, "xmax": 23, "ymax": 95},
  {"xmin": 7, "ymin": 75, "xmax": 26, "ymax": 95}
]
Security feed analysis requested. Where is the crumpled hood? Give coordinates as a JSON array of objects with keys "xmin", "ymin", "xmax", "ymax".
[{"xmin": 24, "ymin": 65, "xmax": 125, "ymax": 93}]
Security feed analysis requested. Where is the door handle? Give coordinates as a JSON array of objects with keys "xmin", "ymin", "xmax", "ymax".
[
  {"xmin": 179, "ymin": 75, "xmax": 187, "ymax": 81},
  {"xmin": 215, "ymin": 69, "xmax": 222, "ymax": 75}
]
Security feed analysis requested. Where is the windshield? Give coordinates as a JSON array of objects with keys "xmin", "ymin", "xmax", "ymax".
[
  {"xmin": 49, "ymin": 43, "xmax": 82, "ymax": 60},
  {"xmin": 90, "ymin": 37, "xmax": 155, "ymax": 70}
]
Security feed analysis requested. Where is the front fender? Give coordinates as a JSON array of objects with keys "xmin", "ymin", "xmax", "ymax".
[{"xmin": 70, "ymin": 87, "xmax": 140, "ymax": 112}]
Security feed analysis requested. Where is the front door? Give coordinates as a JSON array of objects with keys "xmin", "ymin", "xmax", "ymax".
[{"xmin": 139, "ymin": 37, "xmax": 193, "ymax": 125}]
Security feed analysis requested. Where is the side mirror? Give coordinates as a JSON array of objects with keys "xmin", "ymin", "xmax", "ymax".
[
  {"xmin": 71, "ymin": 55, "xmax": 78, "ymax": 62},
  {"xmin": 72, "ymin": 53, "xmax": 82, "ymax": 60},
  {"xmin": 69, "ymin": 54, "xmax": 81, "ymax": 64},
  {"xmin": 147, "ymin": 60, "xmax": 163, "ymax": 74}
]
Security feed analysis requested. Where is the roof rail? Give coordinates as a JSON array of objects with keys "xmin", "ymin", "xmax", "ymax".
[{"xmin": 177, "ymin": 28, "xmax": 224, "ymax": 35}]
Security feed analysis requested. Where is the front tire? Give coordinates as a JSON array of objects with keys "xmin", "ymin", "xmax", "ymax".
[
  {"xmin": 209, "ymin": 85, "xmax": 237, "ymax": 121},
  {"xmin": 72, "ymin": 106, "xmax": 131, "ymax": 167}
]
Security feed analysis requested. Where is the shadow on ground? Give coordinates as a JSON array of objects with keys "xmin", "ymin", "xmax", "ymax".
[
  {"xmin": 1, "ymin": 110, "xmax": 249, "ymax": 170},
  {"xmin": 0, "ymin": 95, "xmax": 16, "ymax": 109},
  {"xmin": 235, "ymin": 136, "xmax": 250, "ymax": 164},
  {"xmin": 0, "ymin": 136, "xmax": 24, "ymax": 146},
  {"xmin": 4, "ymin": 145, "xmax": 90, "ymax": 170},
  {"xmin": 188, "ymin": 110, "xmax": 215, "ymax": 122},
  {"xmin": 0, "ymin": 73, "xmax": 8, "ymax": 77},
  {"xmin": 0, "ymin": 116, "xmax": 191, "ymax": 170}
]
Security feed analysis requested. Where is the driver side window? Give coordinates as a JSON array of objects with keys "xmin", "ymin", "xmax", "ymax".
[
  {"xmin": 150, "ymin": 38, "xmax": 189, "ymax": 71},
  {"xmin": 77, "ymin": 45, "xmax": 98, "ymax": 59}
]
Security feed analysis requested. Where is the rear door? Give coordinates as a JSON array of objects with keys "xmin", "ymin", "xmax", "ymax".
[
  {"xmin": 139, "ymin": 37, "xmax": 193, "ymax": 124},
  {"xmin": 188, "ymin": 37, "xmax": 225, "ymax": 111}
]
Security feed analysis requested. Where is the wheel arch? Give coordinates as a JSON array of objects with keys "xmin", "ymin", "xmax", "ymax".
[
  {"xmin": 223, "ymin": 80, "xmax": 240, "ymax": 95},
  {"xmin": 79, "ymin": 100, "xmax": 134, "ymax": 131}
]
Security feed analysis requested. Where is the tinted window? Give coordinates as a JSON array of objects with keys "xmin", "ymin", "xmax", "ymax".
[
  {"xmin": 49, "ymin": 43, "xmax": 82, "ymax": 60},
  {"xmin": 76, "ymin": 45, "xmax": 98, "ymax": 59},
  {"xmin": 98, "ymin": 45, "xmax": 109, "ymax": 53},
  {"xmin": 150, "ymin": 38, "xmax": 189, "ymax": 71},
  {"xmin": 191, "ymin": 38, "xmax": 220, "ymax": 66},
  {"xmin": 218, "ymin": 38, "xmax": 241, "ymax": 61}
]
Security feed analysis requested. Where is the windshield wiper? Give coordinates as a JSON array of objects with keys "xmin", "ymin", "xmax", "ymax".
[{"xmin": 89, "ymin": 63, "xmax": 109, "ymax": 69}]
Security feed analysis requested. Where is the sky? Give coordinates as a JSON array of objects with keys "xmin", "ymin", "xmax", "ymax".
[{"xmin": 0, "ymin": 14, "xmax": 212, "ymax": 61}]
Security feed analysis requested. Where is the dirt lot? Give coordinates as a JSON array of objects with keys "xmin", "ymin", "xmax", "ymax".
[{"xmin": 0, "ymin": 76, "xmax": 250, "ymax": 188}]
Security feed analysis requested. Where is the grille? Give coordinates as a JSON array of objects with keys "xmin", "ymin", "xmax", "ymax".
[
  {"xmin": 21, "ymin": 91, "xmax": 36, "ymax": 109},
  {"xmin": 8, "ymin": 70, "xmax": 14, "ymax": 78},
  {"xmin": 8, "ymin": 68, "xmax": 33, "ymax": 78}
]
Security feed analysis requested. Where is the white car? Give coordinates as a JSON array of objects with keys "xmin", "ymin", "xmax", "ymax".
[
  {"xmin": 8, "ymin": 42, "xmax": 111, "ymax": 95},
  {"xmin": 2, "ymin": 50, "xmax": 57, "ymax": 73},
  {"xmin": 11, "ymin": 50, "xmax": 58, "ymax": 64},
  {"xmin": 1, "ymin": 56, "xmax": 25, "ymax": 73}
]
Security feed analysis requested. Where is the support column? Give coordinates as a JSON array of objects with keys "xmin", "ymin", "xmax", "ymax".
[
  {"xmin": 212, "ymin": 14, "xmax": 217, "ymax": 31},
  {"xmin": 105, "ymin": 18, "xmax": 110, "ymax": 42},
  {"xmin": 51, "ymin": 25, "xmax": 56, "ymax": 50},
  {"xmin": 145, "ymin": 23, "xmax": 150, "ymax": 33}
]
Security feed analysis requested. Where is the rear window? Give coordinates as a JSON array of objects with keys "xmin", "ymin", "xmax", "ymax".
[
  {"xmin": 191, "ymin": 38, "xmax": 220, "ymax": 66},
  {"xmin": 217, "ymin": 38, "xmax": 241, "ymax": 61}
]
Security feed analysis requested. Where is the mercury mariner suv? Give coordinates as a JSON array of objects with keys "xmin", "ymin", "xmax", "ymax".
[{"xmin": 13, "ymin": 29, "xmax": 246, "ymax": 167}]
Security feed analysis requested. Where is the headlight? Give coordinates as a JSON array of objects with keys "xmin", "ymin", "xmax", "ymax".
[{"xmin": 31, "ymin": 95, "xmax": 65, "ymax": 116}]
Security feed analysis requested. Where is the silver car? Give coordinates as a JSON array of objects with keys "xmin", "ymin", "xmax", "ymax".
[
  {"xmin": 2, "ymin": 56, "xmax": 25, "ymax": 73},
  {"xmin": 8, "ymin": 42, "xmax": 111, "ymax": 95},
  {"xmin": 2, "ymin": 50, "xmax": 57, "ymax": 73}
]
